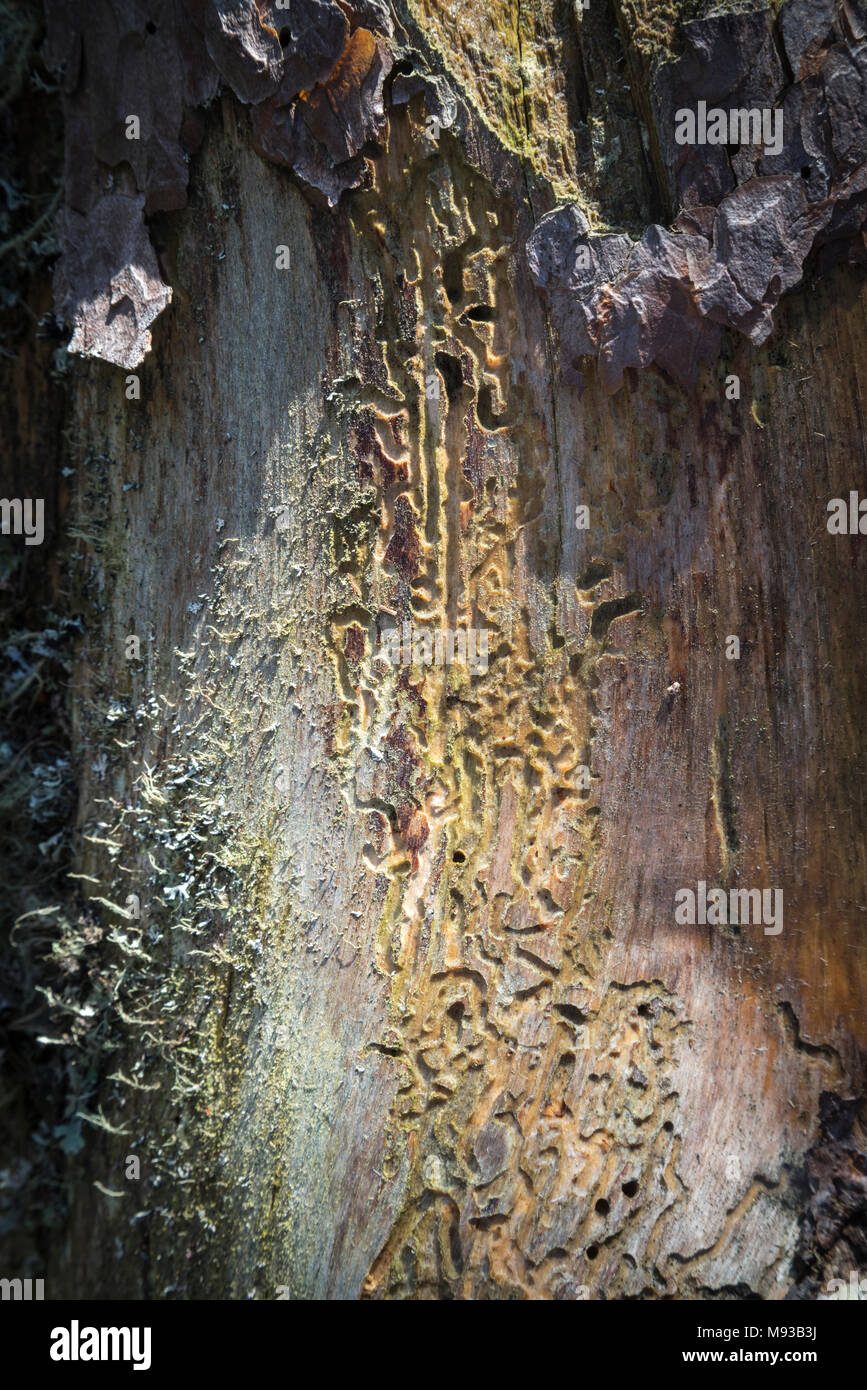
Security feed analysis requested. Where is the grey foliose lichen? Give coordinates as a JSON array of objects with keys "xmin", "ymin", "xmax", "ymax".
[{"xmin": 528, "ymin": 0, "xmax": 867, "ymax": 392}]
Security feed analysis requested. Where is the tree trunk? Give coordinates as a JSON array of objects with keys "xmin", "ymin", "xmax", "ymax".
[{"xmin": 2, "ymin": 0, "xmax": 866, "ymax": 1301}]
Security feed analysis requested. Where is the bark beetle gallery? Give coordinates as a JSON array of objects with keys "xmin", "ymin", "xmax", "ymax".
[{"xmin": 0, "ymin": 0, "xmax": 865, "ymax": 1305}]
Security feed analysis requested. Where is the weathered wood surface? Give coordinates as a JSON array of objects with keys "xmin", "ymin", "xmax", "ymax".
[{"xmin": 3, "ymin": 0, "xmax": 866, "ymax": 1299}]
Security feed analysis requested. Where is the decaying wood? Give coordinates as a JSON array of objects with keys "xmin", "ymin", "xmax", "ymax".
[{"xmin": 2, "ymin": 0, "xmax": 866, "ymax": 1300}]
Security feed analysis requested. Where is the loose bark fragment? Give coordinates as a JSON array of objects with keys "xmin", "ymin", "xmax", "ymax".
[
  {"xmin": 44, "ymin": 0, "xmax": 394, "ymax": 362},
  {"xmin": 202, "ymin": 0, "xmax": 283, "ymax": 104},
  {"xmin": 529, "ymin": 0, "xmax": 867, "ymax": 391},
  {"xmin": 44, "ymin": 0, "xmax": 867, "ymax": 380},
  {"xmin": 295, "ymin": 28, "xmax": 391, "ymax": 163},
  {"xmin": 53, "ymin": 193, "xmax": 172, "ymax": 371}
]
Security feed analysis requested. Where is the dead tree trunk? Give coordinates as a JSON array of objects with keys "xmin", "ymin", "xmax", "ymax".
[{"xmin": 2, "ymin": 0, "xmax": 866, "ymax": 1300}]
